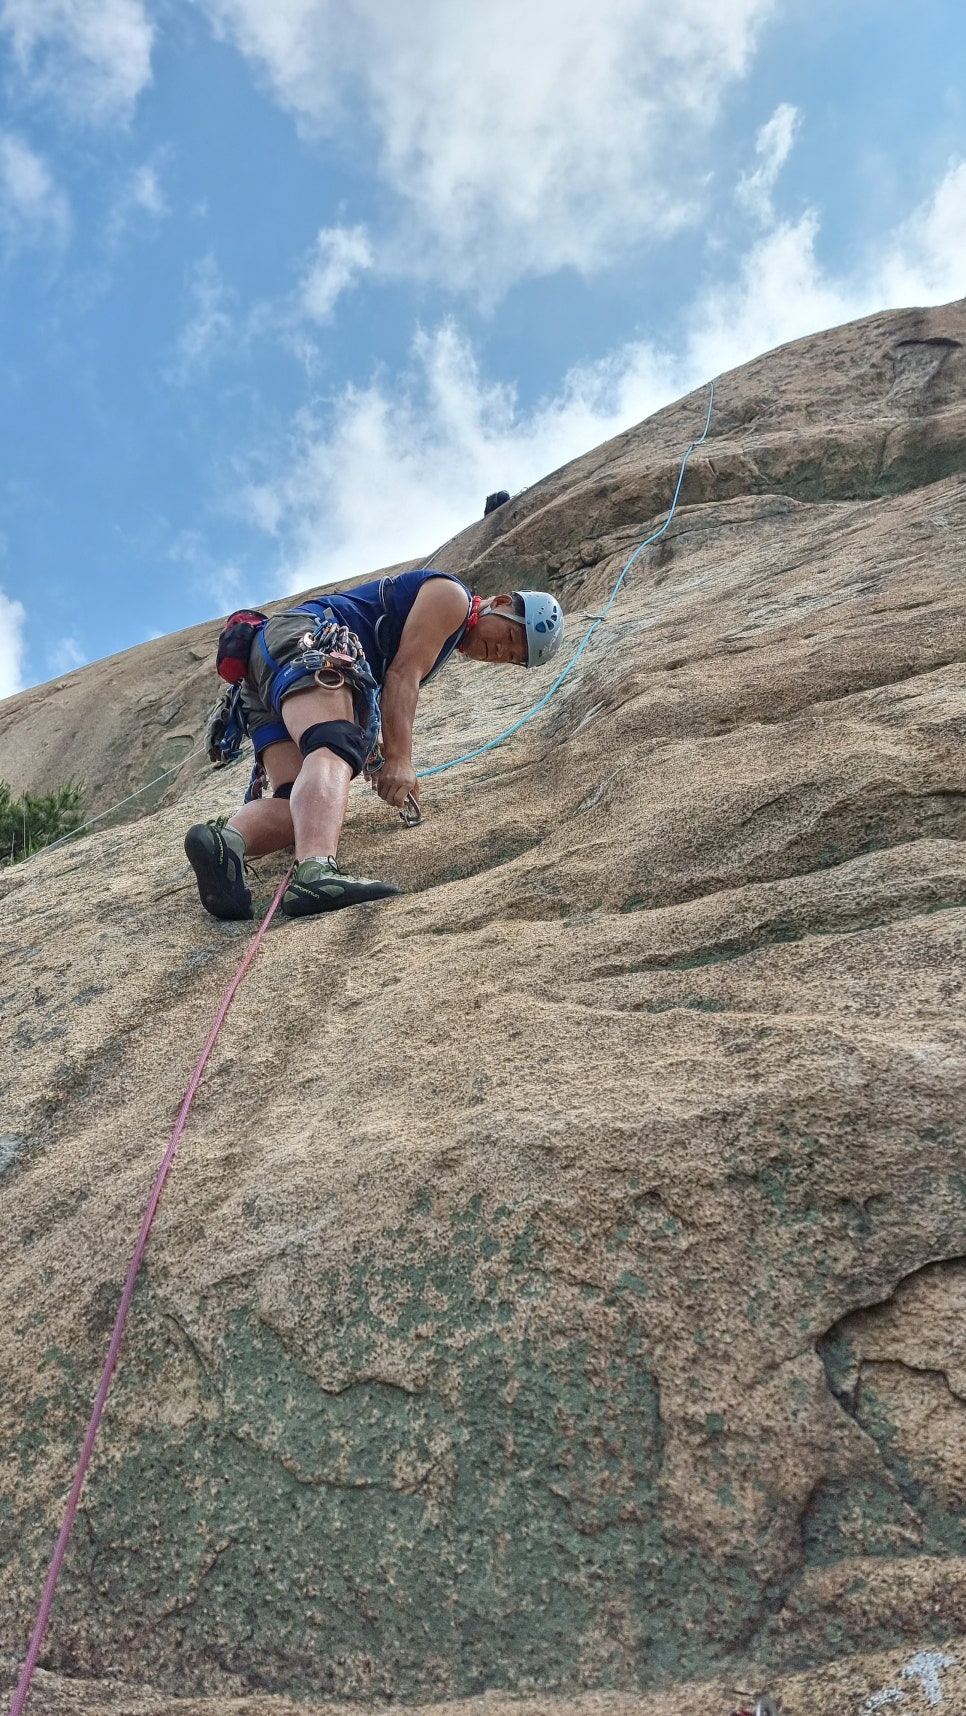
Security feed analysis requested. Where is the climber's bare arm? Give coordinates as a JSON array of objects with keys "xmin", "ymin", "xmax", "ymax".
[{"xmin": 376, "ymin": 580, "xmax": 470, "ymax": 807}]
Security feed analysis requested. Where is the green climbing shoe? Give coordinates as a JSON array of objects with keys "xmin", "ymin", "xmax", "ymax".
[
  {"xmin": 184, "ymin": 822, "xmax": 253, "ymax": 920},
  {"xmin": 281, "ymin": 856, "xmax": 400, "ymax": 917}
]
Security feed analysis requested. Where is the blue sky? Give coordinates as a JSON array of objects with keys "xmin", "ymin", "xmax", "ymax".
[{"xmin": 0, "ymin": 0, "xmax": 964, "ymax": 697}]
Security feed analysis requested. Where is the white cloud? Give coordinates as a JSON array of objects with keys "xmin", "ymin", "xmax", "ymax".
[
  {"xmin": 169, "ymin": 254, "xmax": 236, "ymax": 382},
  {"xmin": 0, "ymin": 589, "xmax": 27, "ymax": 699},
  {"xmin": 236, "ymin": 320, "xmax": 680, "ymax": 591},
  {"xmin": 0, "ymin": 0, "xmax": 154, "ymax": 124},
  {"xmin": 130, "ymin": 161, "xmax": 165, "ymax": 217},
  {"xmin": 686, "ymin": 211, "xmax": 849, "ymax": 380},
  {"xmin": 208, "ymin": 564, "xmax": 243, "ymax": 606},
  {"xmin": 47, "ymin": 635, "xmax": 86, "ymax": 675},
  {"xmin": 198, "ymin": 0, "xmax": 778, "ymax": 292},
  {"xmin": 877, "ymin": 159, "xmax": 966, "ymax": 308},
  {"xmin": 198, "ymin": 0, "xmax": 343, "ymax": 114},
  {"xmin": 104, "ymin": 157, "xmax": 168, "ymax": 248},
  {"xmin": 0, "ymin": 131, "xmax": 71, "ymax": 251},
  {"xmin": 230, "ymin": 157, "xmax": 966, "ymax": 598},
  {"xmin": 736, "ymin": 102, "xmax": 799, "ymax": 222},
  {"xmin": 690, "ymin": 157, "xmax": 966, "ymax": 379},
  {"xmin": 299, "ymin": 223, "xmax": 373, "ymax": 321},
  {"xmin": 166, "ymin": 527, "xmax": 256, "ymax": 615}
]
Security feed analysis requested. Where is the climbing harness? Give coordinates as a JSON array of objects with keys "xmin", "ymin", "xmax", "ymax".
[
  {"xmin": 18, "ymin": 382, "xmax": 715, "ymax": 868},
  {"xmin": 302, "ymin": 619, "xmax": 378, "ymax": 698},
  {"xmin": 6, "ymin": 860, "xmax": 294, "ymax": 1716},
  {"xmin": 8, "ymin": 380, "xmax": 721, "ymax": 1709},
  {"xmin": 255, "ymin": 615, "xmax": 379, "ymax": 719}
]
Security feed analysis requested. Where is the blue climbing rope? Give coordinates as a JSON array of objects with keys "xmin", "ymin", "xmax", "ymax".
[
  {"xmin": 418, "ymin": 379, "xmax": 715, "ymax": 780},
  {"xmin": 16, "ymin": 384, "xmax": 715, "ymax": 866}
]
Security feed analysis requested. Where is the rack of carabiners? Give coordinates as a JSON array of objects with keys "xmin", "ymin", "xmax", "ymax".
[
  {"xmin": 214, "ymin": 615, "xmax": 423, "ymax": 828},
  {"xmin": 302, "ymin": 619, "xmax": 422, "ymax": 829}
]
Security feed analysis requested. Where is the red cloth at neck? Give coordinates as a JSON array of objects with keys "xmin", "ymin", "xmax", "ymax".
[{"xmin": 457, "ymin": 595, "xmax": 482, "ymax": 651}]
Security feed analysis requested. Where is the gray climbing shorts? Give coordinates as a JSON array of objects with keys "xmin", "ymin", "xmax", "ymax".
[
  {"xmin": 239, "ymin": 613, "xmax": 373, "ymax": 755},
  {"xmin": 237, "ymin": 615, "xmax": 320, "ymax": 752}
]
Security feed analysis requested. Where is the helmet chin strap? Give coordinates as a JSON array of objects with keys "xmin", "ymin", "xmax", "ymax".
[
  {"xmin": 482, "ymin": 599, "xmax": 525, "ymax": 625},
  {"xmin": 458, "ymin": 595, "xmax": 526, "ymax": 654}
]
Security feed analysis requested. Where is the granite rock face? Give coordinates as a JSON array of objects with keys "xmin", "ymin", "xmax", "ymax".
[{"xmin": 2, "ymin": 301, "xmax": 966, "ymax": 1716}]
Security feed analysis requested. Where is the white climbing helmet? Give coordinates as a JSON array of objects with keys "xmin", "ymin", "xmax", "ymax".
[{"xmin": 510, "ymin": 590, "xmax": 565, "ymax": 669}]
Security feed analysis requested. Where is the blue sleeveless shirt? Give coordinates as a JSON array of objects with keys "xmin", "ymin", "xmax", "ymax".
[{"xmin": 294, "ymin": 569, "xmax": 471, "ymax": 687}]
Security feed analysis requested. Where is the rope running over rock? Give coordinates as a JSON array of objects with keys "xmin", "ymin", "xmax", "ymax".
[
  {"xmin": 418, "ymin": 378, "xmax": 715, "ymax": 779},
  {"xmin": 7, "ymin": 861, "xmax": 294, "ymax": 1716},
  {"xmin": 7, "ymin": 383, "xmax": 718, "ymax": 1711},
  {"xmin": 18, "ymin": 381, "xmax": 714, "ymax": 860}
]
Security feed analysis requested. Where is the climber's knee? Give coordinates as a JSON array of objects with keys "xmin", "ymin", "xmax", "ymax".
[{"xmin": 298, "ymin": 720, "xmax": 369, "ymax": 778}]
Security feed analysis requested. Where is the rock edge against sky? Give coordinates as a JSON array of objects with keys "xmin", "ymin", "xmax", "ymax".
[{"xmin": 2, "ymin": 299, "xmax": 966, "ymax": 1714}]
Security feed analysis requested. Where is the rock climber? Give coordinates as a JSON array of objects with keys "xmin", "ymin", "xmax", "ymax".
[{"xmin": 184, "ymin": 568, "xmax": 564, "ymax": 920}]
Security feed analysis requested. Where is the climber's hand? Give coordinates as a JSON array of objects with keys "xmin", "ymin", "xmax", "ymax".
[{"xmin": 372, "ymin": 756, "xmax": 418, "ymax": 810}]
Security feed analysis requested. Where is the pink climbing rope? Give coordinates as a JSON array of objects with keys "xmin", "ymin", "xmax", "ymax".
[{"xmin": 7, "ymin": 864, "xmax": 293, "ymax": 1716}]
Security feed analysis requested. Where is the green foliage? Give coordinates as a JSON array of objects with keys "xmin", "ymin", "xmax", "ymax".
[{"xmin": 0, "ymin": 778, "xmax": 85, "ymax": 864}]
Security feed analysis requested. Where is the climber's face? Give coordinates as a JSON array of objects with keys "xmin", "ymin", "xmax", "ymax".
[{"xmin": 461, "ymin": 595, "xmax": 528, "ymax": 666}]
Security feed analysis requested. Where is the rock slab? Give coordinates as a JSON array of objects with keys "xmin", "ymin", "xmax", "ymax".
[{"xmin": 2, "ymin": 301, "xmax": 966, "ymax": 1711}]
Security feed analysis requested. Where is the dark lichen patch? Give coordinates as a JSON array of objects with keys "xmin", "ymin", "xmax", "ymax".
[
  {"xmin": 0, "ymin": 1135, "xmax": 24, "ymax": 1175},
  {"xmin": 11, "ymin": 1173, "xmax": 966, "ymax": 1700},
  {"xmin": 52, "ymin": 1311, "xmax": 669, "ymax": 1694},
  {"xmin": 766, "ymin": 1257, "xmax": 966, "ymax": 1669},
  {"xmin": 800, "ymin": 1470, "xmax": 925, "ymax": 1566},
  {"xmin": 813, "ymin": 835, "xmax": 889, "ymax": 870},
  {"xmin": 6, "ymin": 1195, "xmax": 786, "ymax": 1701},
  {"xmin": 622, "ymin": 942, "xmax": 755, "ymax": 967},
  {"xmin": 818, "ymin": 1353, "xmax": 966, "ymax": 1563}
]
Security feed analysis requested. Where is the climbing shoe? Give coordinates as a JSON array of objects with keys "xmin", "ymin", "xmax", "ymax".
[
  {"xmin": 281, "ymin": 856, "xmax": 400, "ymax": 917},
  {"xmin": 184, "ymin": 821, "xmax": 253, "ymax": 920}
]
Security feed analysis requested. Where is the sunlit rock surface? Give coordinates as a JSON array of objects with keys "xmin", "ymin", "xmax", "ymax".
[{"xmin": 2, "ymin": 300, "xmax": 966, "ymax": 1715}]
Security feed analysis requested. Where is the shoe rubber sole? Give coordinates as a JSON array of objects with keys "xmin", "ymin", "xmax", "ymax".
[
  {"xmin": 184, "ymin": 824, "xmax": 253, "ymax": 920},
  {"xmin": 281, "ymin": 871, "xmax": 400, "ymax": 917}
]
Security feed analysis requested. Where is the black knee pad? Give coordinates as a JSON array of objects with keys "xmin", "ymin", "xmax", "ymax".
[
  {"xmin": 273, "ymin": 781, "xmax": 295, "ymax": 800},
  {"xmin": 298, "ymin": 720, "xmax": 368, "ymax": 778}
]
